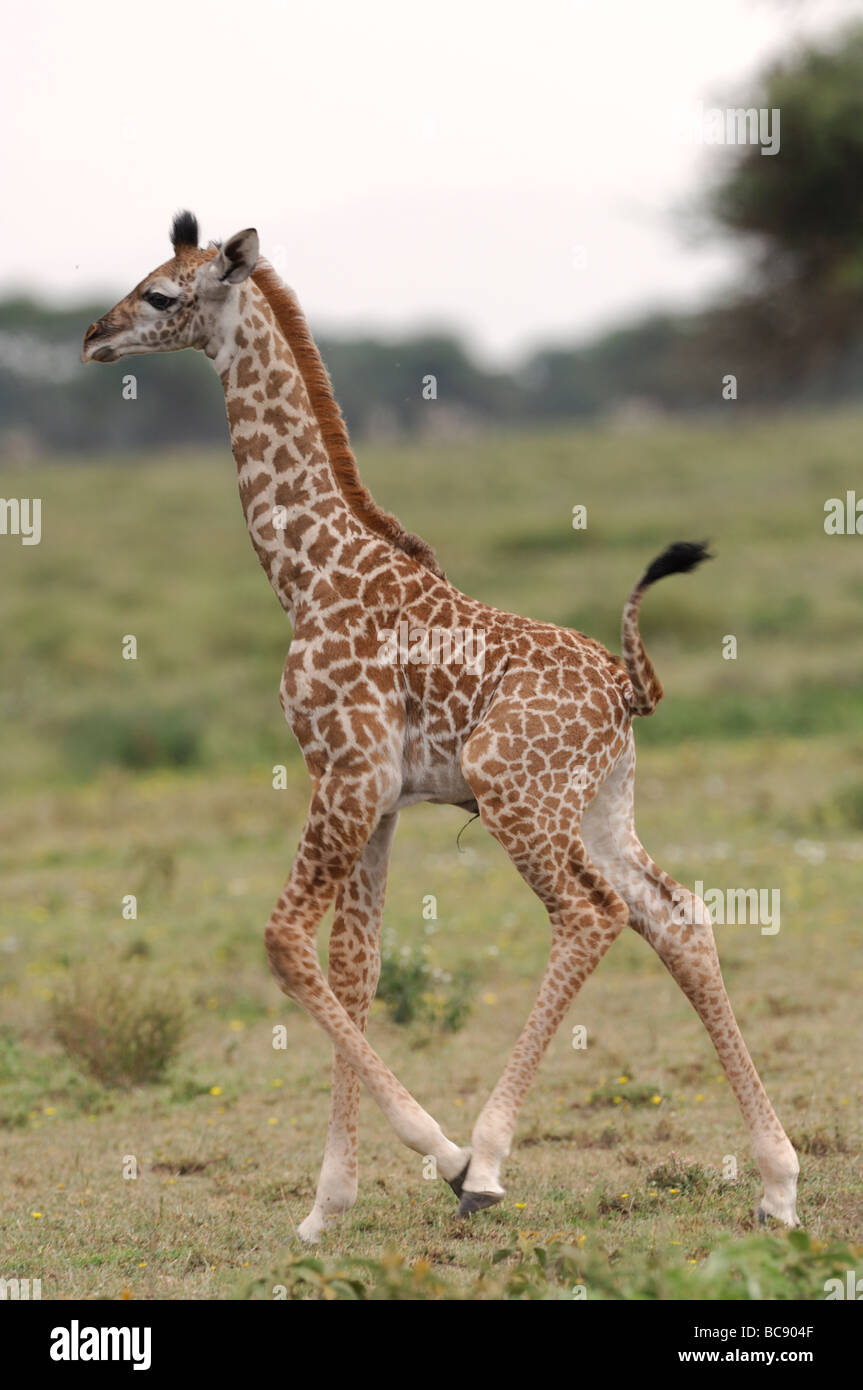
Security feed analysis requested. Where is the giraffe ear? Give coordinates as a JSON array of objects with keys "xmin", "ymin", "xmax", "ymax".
[{"xmin": 210, "ymin": 228, "xmax": 259, "ymax": 285}]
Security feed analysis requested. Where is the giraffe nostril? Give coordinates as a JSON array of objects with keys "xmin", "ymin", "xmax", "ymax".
[{"xmin": 84, "ymin": 318, "xmax": 108, "ymax": 343}]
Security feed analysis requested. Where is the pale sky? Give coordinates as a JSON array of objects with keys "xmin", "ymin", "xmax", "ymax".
[{"xmin": 3, "ymin": 0, "xmax": 861, "ymax": 361}]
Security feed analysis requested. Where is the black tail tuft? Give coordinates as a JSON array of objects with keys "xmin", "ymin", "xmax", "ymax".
[{"xmin": 638, "ymin": 540, "xmax": 713, "ymax": 590}]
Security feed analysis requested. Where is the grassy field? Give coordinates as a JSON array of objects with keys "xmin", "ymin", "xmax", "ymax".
[{"xmin": 0, "ymin": 413, "xmax": 861, "ymax": 1299}]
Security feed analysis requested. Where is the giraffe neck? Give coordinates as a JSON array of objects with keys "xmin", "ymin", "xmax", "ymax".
[{"xmin": 218, "ymin": 282, "xmax": 363, "ymax": 625}]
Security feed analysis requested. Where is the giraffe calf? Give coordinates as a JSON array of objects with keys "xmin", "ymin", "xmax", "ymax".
[{"xmin": 82, "ymin": 213, "xmax": 800, "ymax": 1240}]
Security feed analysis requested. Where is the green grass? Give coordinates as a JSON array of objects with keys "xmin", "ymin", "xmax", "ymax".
[{"xmin": 0, "ymin": 414, "xmax": 861, "ymax": 1299}]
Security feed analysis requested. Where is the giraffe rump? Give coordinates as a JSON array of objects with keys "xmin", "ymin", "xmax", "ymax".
[{"xmin": 621, "ymin": 539, "xmax": 713, "ymax": 717}]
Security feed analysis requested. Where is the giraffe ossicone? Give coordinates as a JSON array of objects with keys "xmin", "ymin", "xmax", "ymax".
[{"xmin": 82, "ymin": 212, "xmax": 800, "ymax": 1241}]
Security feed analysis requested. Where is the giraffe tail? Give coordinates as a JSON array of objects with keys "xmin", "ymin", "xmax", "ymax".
[{"xmin": 621, "ymin": 540, "xmax": 713, "ymax": 716}]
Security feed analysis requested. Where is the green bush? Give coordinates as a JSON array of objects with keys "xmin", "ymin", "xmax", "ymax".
[
  {"xmin": 50, "ymin": 967, "xmax": 186, "ymax": 1086},
  {"xmin": 375, "ymin": 942, "xmax": 474, "ymax": 1031}
]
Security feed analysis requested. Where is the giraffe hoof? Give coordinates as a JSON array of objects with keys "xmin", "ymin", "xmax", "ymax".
[
  {"xmin": 756, "ymin": 1199, "xmax": 800, "ymax": 1229},
  {"xmin": 457, "ymin": 1189, "xmax": 505, "ymax": 1218},
  {"xmin": 446, "ymin": 1159, "xmax": 471, "ymax": 1201}
]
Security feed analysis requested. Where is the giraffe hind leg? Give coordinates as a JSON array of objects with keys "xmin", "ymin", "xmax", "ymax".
[{"xmin": 581, "ymin": 733, "xmax": 799, "ymax": 1227}]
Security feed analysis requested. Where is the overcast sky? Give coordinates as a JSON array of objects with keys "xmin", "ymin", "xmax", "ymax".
[{"xmin": 3, "ymin": 0, "xmax": 861, "ymax": 361}]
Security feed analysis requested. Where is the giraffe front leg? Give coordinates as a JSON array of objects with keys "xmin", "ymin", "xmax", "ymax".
[
  {"xmin": 460, "ymin": 709, "xmax": 630, "ymax": 1213},
  {"xmin": 298, "ymin": 813, "xmax": 397, "ymax": 1245},
  {"xmin": 267, "ymin": 774, "xmax": 468, "ymax": 1234}
]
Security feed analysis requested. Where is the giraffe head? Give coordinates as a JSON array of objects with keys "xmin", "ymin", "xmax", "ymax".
[{"xmin": 81, "ymin": 211, "xmax": 259, "ymax": 366}]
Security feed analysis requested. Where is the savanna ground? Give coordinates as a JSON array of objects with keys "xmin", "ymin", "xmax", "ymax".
[{"xmin": 0, "ymin": 413, "xmax": 861, "ymax": 1299}]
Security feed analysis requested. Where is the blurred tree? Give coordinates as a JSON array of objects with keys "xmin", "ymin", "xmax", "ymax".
[
  {"xmin": 7, "ymin": 19, "xmax": 863, "ymax": 464},
  {"xmin": 702, "ymin": 20, "xmax": 863, "ymax": 379}
]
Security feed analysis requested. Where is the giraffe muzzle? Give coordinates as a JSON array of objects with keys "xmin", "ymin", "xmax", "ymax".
[{"xmin": 81, "ymin": 317, "xmax": 116, "ymax": 363}]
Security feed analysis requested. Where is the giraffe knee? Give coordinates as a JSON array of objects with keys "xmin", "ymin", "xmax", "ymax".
[
  {"xmin": 635, "ymin": 896, "xmax": 722, "ymax": 979},
  {"xmin": 659, "ymin": 887, "xmax": 715, "ymax": 945},
  {"xmin": 265, "ymin": 920, "xmax": 320, "ymax": 997},
  {"xmin": 573, "ymin": 872, "xmax": 630, "ymax": 933},
  {"xmin": 551, "ymin": 879, "xmax": 629, "ymax": 949},
  {"xmin": 608, "ymin": 893, "xmax": 631, "ymax": 931}
]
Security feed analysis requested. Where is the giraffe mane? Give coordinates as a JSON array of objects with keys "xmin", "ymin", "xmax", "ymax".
[{"xmin": 249, "ymin": 259, "xmax": 445, "ymax": 580}]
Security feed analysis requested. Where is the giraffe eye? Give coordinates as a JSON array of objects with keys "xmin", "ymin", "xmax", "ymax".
[{"xmin": 145, "ymin": 291, "xmax": 176, "ymax": 311}]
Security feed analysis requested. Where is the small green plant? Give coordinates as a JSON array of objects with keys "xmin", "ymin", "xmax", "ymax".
[
  {"xmin": 646, "ymin": 1156, "xmax": 712, "ymax": 1193},
  {"xmin": 586, "ymin": 1075, "xmax": 663, "ymax": 1108},
  {"xmin": 242, "ymin": 1250, "xmax": 452, "ymax": 1301},
  {"xmin": 240, "ymin": 1231, "xmax": 863, "ymax": 1302},
  {"xmin": 375, "ymin": 941, "xmax": 474, "ymax": 1030},
  {"xmin": 50, "ymin": 966, "xmax": 186, "ymax": 1086}
]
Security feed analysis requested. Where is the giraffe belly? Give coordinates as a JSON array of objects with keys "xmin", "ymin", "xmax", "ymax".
[{"xmin": 394, "ymin": 762, "xmax": 475, "ymax": 811}]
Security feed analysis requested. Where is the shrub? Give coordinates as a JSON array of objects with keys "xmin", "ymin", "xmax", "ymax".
[
  {"xmin": 50, "ymin": 967, "xmax": 185, "ymax": 1086},
  {"xmin": 375, "ymin": 942, "xmax": 474, "ymax": 1031}
]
